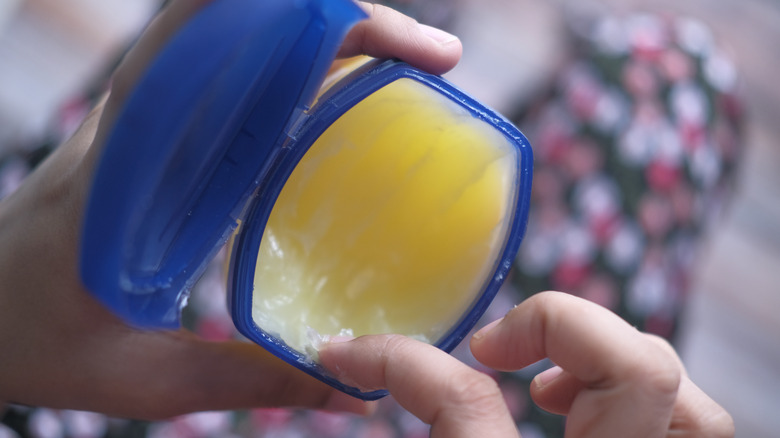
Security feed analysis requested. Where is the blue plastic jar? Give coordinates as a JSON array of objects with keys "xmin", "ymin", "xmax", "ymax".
[{"xmin": 80, "ymin": 0, "xmax": 532, "ymax": 400}]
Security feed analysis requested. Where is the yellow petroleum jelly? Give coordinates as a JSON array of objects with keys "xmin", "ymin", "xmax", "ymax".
[{"xmin": 252, "ymin": 78, "xmax": 517, "ymax": 354}]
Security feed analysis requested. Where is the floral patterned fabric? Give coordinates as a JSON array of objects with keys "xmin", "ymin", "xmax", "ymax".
[
  {"xmin": 513, "ymin": 12, "xmax": 743, "ymax": 342},
  {"xmin": 495, "ymin": 11, "xmax": 744, "ymax": 436},
  {"xmin": 0, "ymin": 9, "xmax": 743, "ymax": 438}
]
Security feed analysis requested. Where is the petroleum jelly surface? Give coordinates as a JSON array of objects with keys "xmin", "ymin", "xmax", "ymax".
[{"xmin": 253, "ymin": 78, "xmax": 517, "ymax": 354}]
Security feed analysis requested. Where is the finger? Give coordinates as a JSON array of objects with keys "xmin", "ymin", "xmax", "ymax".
[
  {"xmin": 644, "ymin": 333, "xmax": 686, "ymax": 375},
  {"xmin": 671, "ymin": 376, "xmax": 734, "ymax": 437},
  {"xmin": 319, "ymin": 335, "xmax": 518, "ymax": 438},
  {"xmin": 339, "ymin": 3, "xmax": 462, "ymax": 75},
  {"xmin": 528, "ymin": 333, "xmax": 682, "ymax": 416},
  {"xmin": 527, "ymin": 366, "xmax": 584, "ymax": 415},
  {"xmin": 471, "ymin": 292, "xmax": 681, "ymax": 437},
  {"xmin": 531, "ymin": 364, "xmax": 735, "ymax": 437},
  {"xmin": 643, "ymin": 337, "xmax": 734, "ymax": 436}
]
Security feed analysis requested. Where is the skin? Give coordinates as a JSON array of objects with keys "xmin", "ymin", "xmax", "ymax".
[
  {"xmin": 0, "ymin": 0, "xmax": 460, "ymax": 420},
  {"xmin": 0, "ymin": 1, "xmax": 733, "ymax": 435},
  {"xmin": 319, "ymin": 292, "xmax": 735, "ymax": 437}
]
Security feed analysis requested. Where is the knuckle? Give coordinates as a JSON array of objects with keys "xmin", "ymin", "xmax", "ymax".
[
  {"xmin": 362, "ymin": 2, "xmax": 386, "ymax": 22},
  {"xmin": 633, "ymin": 337, "xmax": 683, "ymax": 401},
  {"xmin": 643, "ymin": 333, "xmax": 685, "ymax": 370},
  {"xmin": 446, "ymin": 368, "xmax": 503, "ymax": 409},
  {"xmin": 379, "ymin": 334, "xmax": 417, "ymax": 358}
]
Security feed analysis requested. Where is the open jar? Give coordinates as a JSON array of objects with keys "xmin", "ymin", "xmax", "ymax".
[{"xmin": 80, "ymin": 0, "xmax": 532, "ymax": 400}]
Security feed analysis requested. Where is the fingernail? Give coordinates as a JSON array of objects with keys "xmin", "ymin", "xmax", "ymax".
[
  {"xmin": 472, "ymin": 318, "xmax": 503, "ymax": 341},
  {"xmin": 308, "ymin": 332, "xmax": 354, "ymax": 361},
  {"xmin": 534, "ymin": 365, "xmax": 563, "ymax": 389},
  {"xmin": 327, "ymin": 335, "xmax": 356, "ymax": 344},
  {"xmin": 418, "ymin": 23, "xmax": 459, "ymax": 45}
]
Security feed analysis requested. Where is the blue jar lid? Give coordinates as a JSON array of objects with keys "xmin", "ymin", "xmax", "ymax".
[{"xmin": 80, "ymin": 0, "xmax": 366, "ymax": 328}]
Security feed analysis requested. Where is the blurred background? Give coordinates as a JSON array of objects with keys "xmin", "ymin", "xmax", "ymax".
[{"xmin": 0, "ymin": 0, "xmax": 778, "ymax": 437}]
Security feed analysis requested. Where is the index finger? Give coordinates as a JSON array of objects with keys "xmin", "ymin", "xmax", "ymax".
[
  {"xmin": 470, "ymin": 292, "xmax": 682, "ymax": 437},
  {"xmin": 318, "ymin": 335, "xmax": 518, "ymax": 438}
]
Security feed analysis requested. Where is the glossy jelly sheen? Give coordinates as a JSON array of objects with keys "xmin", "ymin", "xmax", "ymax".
[{"xmin": 252, "ymin": 78, "xmax": 518, "ymax": 353}]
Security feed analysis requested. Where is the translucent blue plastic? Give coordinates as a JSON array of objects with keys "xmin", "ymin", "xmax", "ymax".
[
  {"xmin": 80, "ymin": 0, "xmax": 533, "ymax": 402},
  {"xmin": 80, "ymin": 0, "xmax": 365, "ymax": 328}
]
